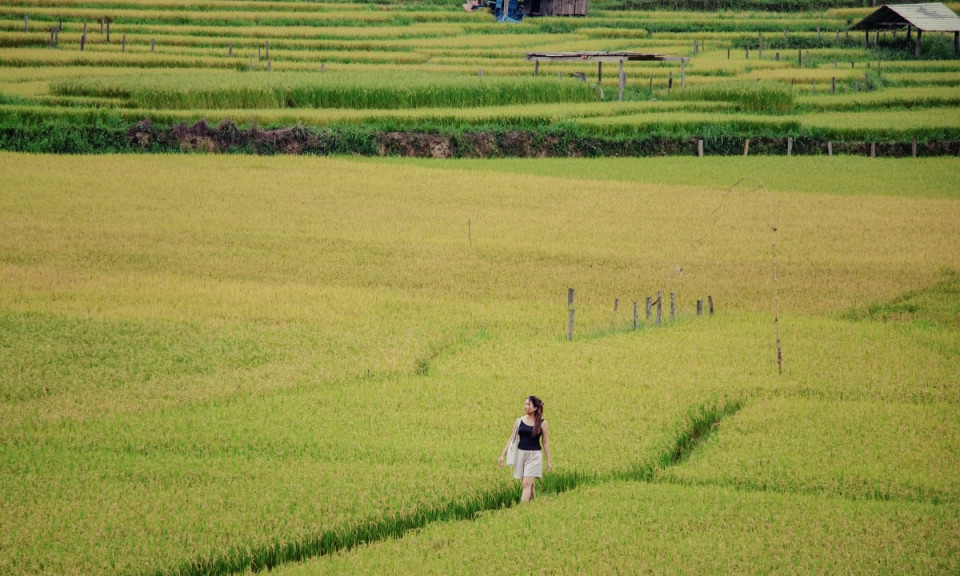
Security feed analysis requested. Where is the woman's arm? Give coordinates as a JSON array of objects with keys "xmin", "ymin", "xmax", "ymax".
[
  {"xmin": 498, "ymin": 418, "xmax": 519, "ymax": 468},
  {"xmin": 541, "ymin": 421, "xmax": 552, "ymax": 473}
]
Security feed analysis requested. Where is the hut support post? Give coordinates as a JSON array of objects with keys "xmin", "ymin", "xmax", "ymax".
[
  {"xmin": 618, "ymin": 59, "xmax": 625, "ymax": 102},
  {"xmin": 955, "ymin": 31, "xmax": 959, "ymax": 54},
  {"xmin": 915, "ymin": 29, "xmax": 922, "ymax": 58}
]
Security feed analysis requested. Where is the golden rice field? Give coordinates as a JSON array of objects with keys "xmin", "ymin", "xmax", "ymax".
[
  {"xmin": 1, "ymin": 152, "xmax": 959, "ymax": 574},
  {"xmin": 2, "ymin": 0, "xmax": 960, "ymax": 574}
]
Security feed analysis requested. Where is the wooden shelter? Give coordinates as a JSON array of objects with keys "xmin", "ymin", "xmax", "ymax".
[
  {"xmin": 525, "ymin": 51, "xmax": 689, "ymax": 101},
  {"xmin": 524, "ymin": 0, "xmax": 589, "ymax": 17},
  {"xmin": 851, "ymin": 3, "xmax": 960, "ymax": 56}
]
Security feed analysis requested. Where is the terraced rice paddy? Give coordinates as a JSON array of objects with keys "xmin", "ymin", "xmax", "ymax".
[
  {"xmin": 1, "ymin": 1, "xmax": 959, "ymax": 152},
  {"xmin": 1, "ymin": 1, "xmax": 959, "ymax": 575}
]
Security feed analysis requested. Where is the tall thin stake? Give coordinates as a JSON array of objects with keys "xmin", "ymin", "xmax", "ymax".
[{"xmin": 727, "ymin": 177, "xmax": 783, "ymax": 374}]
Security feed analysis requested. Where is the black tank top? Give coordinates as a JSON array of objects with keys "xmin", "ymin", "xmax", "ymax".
[{"xmin": 517, "ymin": 419, "xmax": 542, "ymax": 451}]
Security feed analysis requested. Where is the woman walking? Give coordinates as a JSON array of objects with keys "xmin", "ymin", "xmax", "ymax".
[{"xmin": 498, "ymin": 396, "xmax": 552, "ymax": 502}]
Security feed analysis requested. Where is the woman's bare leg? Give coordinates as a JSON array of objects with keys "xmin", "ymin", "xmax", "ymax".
[{"xmin": 521, "ymin": 477, "xmax": 535, "ymax": 502}]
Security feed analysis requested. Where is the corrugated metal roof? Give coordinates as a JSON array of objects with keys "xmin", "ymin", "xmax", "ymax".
[{"xmin": 851, "ymin": 3, "xmax": 960, "ymax": 32}]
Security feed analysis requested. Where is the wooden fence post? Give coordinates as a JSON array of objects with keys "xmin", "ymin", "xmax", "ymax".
[
  {"xmin": 567, "ymin": 309, "xmax": 575, "ymax": 341},
  {"xmin": 827, "ymin": 141, "xmax": 833, "ymax": 156},
  {"xmin": 633, "ymin": 301, "xmax": 639, "ymax": 330},
  {"xmin": 870, "ymin": 142, "xmax": 876, "ymax": 158},
  {"xmin": 697, "ymin": 299, "xmax": 703, "ymax": 316},
  {"xmin": 534, "ymin": 59, "xmax": 539, "ymax": 76},
  {"xmin": 787, "ymin": 137, "xmax": 793, "ymax": 156},
  {"xmin": 758, "ymin": 31, "xmax": 763, "ymax": 58},
  {"xmin": 912, "ymin": 138, "xmax": 917, "ymax": 158},
  {"xmin": 668, "ymin": 71, "xmax": 673, "ymax": 90},
  {"xmin": 743, "ymin": 139, "xmax": 750, "ymax": 156},
  {"xmin": 122, "ymin": 34, "xmax": 126, "ymax": 52},
  {"xmin": 24, "ymin": 14, "xmax": 28, "ymax": 31},
  {"xmin": 150, "ymin": 38, "xmax": 155, "ymax": 52},
  {"xmin": 697, "ymin": 139, "xmax": 704, "ymax": 157},
  {"xmin": 80, "ymin": 23, "xmax": 86, "ymax": 51},
  {"xmin": 568, "ymin": 287, "xmax": 575, "ymax": 307},
  {"xmin": 670, "ymin": 292, "xmax": 676, "ymax": 321},
  {"xmin": 656, "ymin": 291, "xmax": 663, "ymax": 326},
  {"xmin": 645, "ymin": 296, "xmax": 652, "ymax": 320},
  {"xmin": 708, "ymin": 295, "xmax": 714, "ymax": 315},
  {"xmin": 681, "ymin": 58, "xmax": 686, "ymax": 88}
]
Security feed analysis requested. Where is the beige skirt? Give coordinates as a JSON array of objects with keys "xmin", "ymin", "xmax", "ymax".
[{"xmin": 513, "ymin": 449, "xmax": 543, "ymax": 479}]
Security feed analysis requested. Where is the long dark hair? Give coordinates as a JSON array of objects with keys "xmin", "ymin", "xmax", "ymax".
[{"xmin": 528, "ymin": 396, "xmax": 544, "ymax": 437}]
